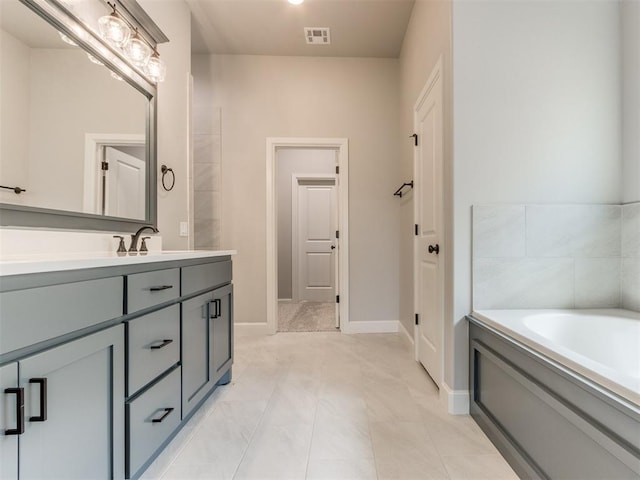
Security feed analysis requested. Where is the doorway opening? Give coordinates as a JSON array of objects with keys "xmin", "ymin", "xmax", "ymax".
[
  {"xmin": 279, "ymin": 157, "xmax": 337, "ymax": 331},
  {"xmin": 83, "ymin": 133, "xmax": 146, "ymax": 220},
  {"xmin": 266, "ymin": 138, "xmax": 350, "ymax": 334}
]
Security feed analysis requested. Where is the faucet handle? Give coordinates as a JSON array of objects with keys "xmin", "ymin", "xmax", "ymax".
[
  {"xmin": 113, "ymin": 236, "xmax": 127, "ymax": 256},
  {"xmin": 140, "ymin": 237, "xmax": 151, "ymax": 255}
]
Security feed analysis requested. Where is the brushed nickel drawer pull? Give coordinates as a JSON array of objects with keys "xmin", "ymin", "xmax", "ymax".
[
  {"xmin": 150, "ymin": 339, "xmax": 173, "ymax": 350},
  {"xmin": 149, "ymin": 285, "xmax": 173, "ymax": 292},
  {"xmin": 151, "ymin": 407, "xmax": 174, "ymax": 423}
]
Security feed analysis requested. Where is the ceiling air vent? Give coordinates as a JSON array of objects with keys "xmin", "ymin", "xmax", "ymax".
[{"xmin": 304, "ymin": 27, "xmax": 331, "ymax": 45}]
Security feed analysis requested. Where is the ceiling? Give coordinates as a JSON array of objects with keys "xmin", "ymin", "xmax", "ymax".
[{"xmin": 187, "ymin": 0, "xmax": 416, "ymax": 58}]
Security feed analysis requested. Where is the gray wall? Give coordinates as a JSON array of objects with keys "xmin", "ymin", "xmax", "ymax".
[
  {"xmin": 139, "ymin": 0, "xmax": 192, "ymax": 250},
  {"xmin": 198, "ymin": 54, "xmax": 401, "ymax": 325},
  {"xmin": 276, "ymin": 148, "xmax": 335, "ymax": 300},
  {"xmin": 447, "ymin": 0, "xmax": 622, "ymax": 394}
]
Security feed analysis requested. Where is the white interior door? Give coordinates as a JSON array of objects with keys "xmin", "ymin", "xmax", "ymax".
[
  {"xmin": 414, "ymin": 65, "xmax": 444, "ymax": 387},
  {"xmin": 104, "ymin": 147, "xmax": 145, "ymax": 220},
  {"xmin": 296, "ymin": 179, "xmax": 336, "ymax": 303}
]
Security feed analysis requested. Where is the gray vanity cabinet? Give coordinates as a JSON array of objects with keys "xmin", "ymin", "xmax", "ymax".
[
  {"xmin": 1, "ymin": 325, "xmax": 125, "ymax": 480},
  {"xmin": 181, "ymin": 282, "xmax": 233, "ymax": 418},
  {"xmin": 211, "ymin": 284, "xmax": 233, "ymax": 380},
  {"xmin": 1, "ymin": 254, "xmax": 233, "ymax": 480},
  {"xmin": 181, "ymin": 291, "xmax": 215, "ymax": 417},
  {"xmin": 1, "ymin": 364, "xmax": 19, "ymax": 480}
]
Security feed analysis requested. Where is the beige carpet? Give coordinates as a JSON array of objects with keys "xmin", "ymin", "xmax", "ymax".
[{"xmin": 278, "ymin": 301, "xmax": 337, "ymax": 332}]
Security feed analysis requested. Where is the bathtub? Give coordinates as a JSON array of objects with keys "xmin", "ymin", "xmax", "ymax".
[
  {"xmin": 468, "ymin": 309, "xmax": 640, "ymax": 479},
  {"xmin": 472, "ymin": 308, "xmax": 640, "ymax": 406}
]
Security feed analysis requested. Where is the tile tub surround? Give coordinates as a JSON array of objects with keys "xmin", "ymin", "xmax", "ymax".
[
  {"xmin": 192, "ymin": 104, "xmax": 222, "ymax": 250},
  {"xmin": 139, "ymin": 332, "xmax": 518, "ymax": 480},
  {"xmin": 473, "ymin": 204, "xmax": 640, "ymax": 310}
]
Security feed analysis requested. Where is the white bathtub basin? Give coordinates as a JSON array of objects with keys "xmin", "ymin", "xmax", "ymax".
[{"xmin": 473, "ymin": 308, "xmax": 640, "ymax": 407}]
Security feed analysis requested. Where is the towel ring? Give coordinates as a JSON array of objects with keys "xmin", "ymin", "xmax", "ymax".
[{"xmin": 161, "ymin": 165, "xmax": 175, "ymax": 191}]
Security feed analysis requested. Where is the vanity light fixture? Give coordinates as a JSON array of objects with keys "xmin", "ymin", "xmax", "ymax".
[
  {"xmin": 96, "ymin": 2, "xmax": 166, "ymax": 83},
  {"xmin": 144, "ymin": 49, "xmax": 166, "ymax": 83},
  {"xmin": 98, "ymin": 2, "xmax": 131, "ymax": 48}
]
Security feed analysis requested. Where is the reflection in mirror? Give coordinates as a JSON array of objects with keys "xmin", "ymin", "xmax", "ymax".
[{"xmin": 0, "ymin": 0, "xmax": 148, "ymax": 220}]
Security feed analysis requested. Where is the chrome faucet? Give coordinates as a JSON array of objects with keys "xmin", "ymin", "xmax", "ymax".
[{"xmin": 129, "ymin": 225, "xmax": 159, "ymax": 254}]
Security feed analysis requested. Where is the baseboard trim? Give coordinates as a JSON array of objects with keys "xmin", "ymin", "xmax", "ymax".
[
  {"xmin": 440, "ymin": 381, "xmax": 470, "ymax": 414},
  {"xmin": 398, "ymin": 320, "xmax": 414, "ymax": 347},
  {"xmin": 234, "ymin": 322, "xmax": 273, "ymax": 336},
  {"xmin": 343, "ymin": 320, "xmax": 398, "ymax": 334},
  {"xmin": 277, "ymin": 298, "xmax": 293, "ymax": 303}
]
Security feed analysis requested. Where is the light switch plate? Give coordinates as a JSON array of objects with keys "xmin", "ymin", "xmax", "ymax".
[{"xmin": 179, "ymin": 222, "xmax": 188, "ymax": 237}]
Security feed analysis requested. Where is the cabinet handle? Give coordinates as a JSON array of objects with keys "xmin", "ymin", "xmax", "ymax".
[
  {"xmin": 4, "ymin": 387, "xmax": 24, "ymax": 435},
  {"xmin": 209, "ymin": 299, "xmax": 221, "ymax": 319},
  {"xmin": 29, "ymin": 378, "xmax": 47, "ymax": 422},
  {"xmin": 150, "ymin": 339, "xmax": 174, "ymax": 350},
  {"xmin": 150, "ymin": 285, "xmax": 173, "ymax": 292},
  {"xmin": 151, "ymin": 407, "xmax": 174, "ymax": 423}
]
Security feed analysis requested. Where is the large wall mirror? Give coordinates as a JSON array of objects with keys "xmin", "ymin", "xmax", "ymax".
[{"xmin": 0, "ymin": 0, "xmax": 166, "ymax": 232}]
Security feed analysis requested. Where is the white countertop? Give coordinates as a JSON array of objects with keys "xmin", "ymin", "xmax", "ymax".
[{"xmin": 0, "ymin": 250, "xmax": 236, "ymax": 277}]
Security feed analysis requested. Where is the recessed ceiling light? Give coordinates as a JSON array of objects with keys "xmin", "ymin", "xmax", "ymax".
[{"xmin": 288, "ymin": 0, "xmax": 304, "ymax": 5}]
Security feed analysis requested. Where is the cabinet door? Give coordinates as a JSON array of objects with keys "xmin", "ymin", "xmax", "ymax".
[
  {"xmin": 181, "ymin": 292, "xmax": 213, "ymax": 418},
  {"xmin": 211, "ymin": 284, "xmax": 233, "ymax": 383},
  {"xmin": 1, "ymin": 363, "xmax": 19, "ymax": 480},
  {"xmin": 19, "ymin": 326, "xmax": 124, "ymax": 480}
]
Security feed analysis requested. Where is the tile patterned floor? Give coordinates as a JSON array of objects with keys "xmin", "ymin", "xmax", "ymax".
[
  {"xmin": 140, "ymin": 332, "xmax": 518, "ymax": 480},
  {"xmin": 278, "ymin": 302, "xmax": 337, "ymax": 332}
]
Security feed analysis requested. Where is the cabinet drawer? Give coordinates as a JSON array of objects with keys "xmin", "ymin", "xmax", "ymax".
[
  {"xmin": 127, "ymin": 268, "xmax": 180, "ymax": 313},
  {"xmin": 0, "ymin": 277, "xmax": 122, "ymax": 355},
  {"xmin": 127, "ymin": 305, "xmax": 180, "ymax": 395},
  {"xmin": 182, "ymin": 260, "xmax": 231, "ymax": 296},
  {"xmin": 127, "ymin": 367, "xmax": 181, "ymax": 478}
]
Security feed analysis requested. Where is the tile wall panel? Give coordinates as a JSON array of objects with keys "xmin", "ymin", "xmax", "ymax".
[{"xmin": 472, "ymin": 204, "xmax": 635, "ymax": 310}]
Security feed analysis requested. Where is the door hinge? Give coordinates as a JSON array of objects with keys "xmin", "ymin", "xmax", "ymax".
[
  {"xmin": 336, "ymin": 295, "xmax": 340, "ymax": 304},
  {"xmin": 101, "ymin": 161, "xmax": 109, "ymax": 171},
  {"xmin": 335, "ymin": 165, "xmax": 339, "ymax": 174},
  {"xmin": 415, "ymin": 313, "xmax": 419, "ymax": 325},
  {"xmin": 414, "ymin": 224, "xmax": 419, "ymax": 236},
  {"xmin": 411, "ymin": 133, "xmax": 418, "ymax": 146},
  {"xmin": 336, "ymin": 230, "xmax": 339, "ymax": 239}
]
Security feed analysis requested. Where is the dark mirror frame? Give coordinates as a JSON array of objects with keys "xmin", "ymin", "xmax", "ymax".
[{"xmin": 0, "ymin": 0, "xmax": 164, "ymax": 233}]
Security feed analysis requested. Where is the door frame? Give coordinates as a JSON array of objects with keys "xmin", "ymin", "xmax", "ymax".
[
  {"xmin": 266, "ymin": 137, "xmax": 349, "ymax": 335},
  {"xmin": 413, "ymin": 58, "xmax": 445, "ymax": 382},
  {"xmin": 291, "ymin": 174, "xmax": 337, "ymax": 304},
  {"xmin": 83, "ymin": 133, "xmax": 146, "ymax": 215}
]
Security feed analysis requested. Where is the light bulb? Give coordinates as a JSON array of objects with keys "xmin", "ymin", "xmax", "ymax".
[
  {"xmin": 144, "ymin": 52, "xmax": 166, "ymax": 83},
  {"xmin": 98, "ymin": 9, "xmax": 130, "ymax": 48},
  {"xmin": 124, "ymin": 32, "xmax": 151, "ymax": 67},
  {"xmin": 288, "ymin": 0, "xmax": 304, "ymax": 4}
]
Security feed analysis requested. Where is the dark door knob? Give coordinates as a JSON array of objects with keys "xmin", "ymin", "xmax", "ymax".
[
  {"xmin": 330, "ymin": 245, "xmax": 336, "ymax": 250},
  {"xmin": 428, "ymin": 244, "xmax": 440, "ymax": 254}
]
